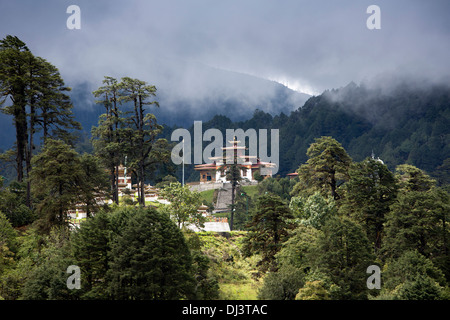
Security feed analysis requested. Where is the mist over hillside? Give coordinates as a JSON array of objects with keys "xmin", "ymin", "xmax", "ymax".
[
  {"xmin": 69, "ymin": 66, "xmax": 311, "ymax": 126},
  {"xmin": 1, "ymin": 71, "xmax": 449, "ymax": 185},
  {"xmin": 0, "ymin": 66, "xmax": 310, "ymax": 151},
  {"xmin": 270, "ymin": 78, "xmax": 450, "ymax": 176},
  {"xmin": 165, "ymin": 76, "xmax": 450, "ymax": 182}
]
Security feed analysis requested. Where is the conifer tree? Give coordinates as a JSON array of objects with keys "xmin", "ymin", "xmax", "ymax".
[
  {"xmin": 0, "ymin": 35, "xmax": 80, "ymax": 206},
  {"xmin": 107, "ymin": 207, "xmax": 195, "ymax": 299},
  {"xmin": 339, "ymin": 157, "xmax": 398, "ymax": 251},
  {"xmin": 0, "ymin": 35, "xmax": 33, "ymax": 183},
  {"xmin": 78, "ymin": 153, "xmax": 110, "ymax": 217},
  {"xmin": 291, "ymin": 136, "xmax": 352, "ymax": 200},
  {"xmin": 118, "ymin": 77, "xmax": 163, "ymax": 206},
  {"xmin": 30, "ymin": 139, "xmax": 83, "ymax": 233},
  {"xmin": 71, "ymin": 210, "xmax": 110, "ymax": 299},
  {"xmin": 30, "ymin": 139, "xmax": 108, "ymax": 233},
  {"xmin": 243, "ymin": 194, "xmax": 294, "ymax": 275},
  {"xmin": 310, "ymin": 216, "xmax": 374, "ymax": 300},
  {"xmin": 92, "ymin": 76, "xmax": 123, "ymax": 204}
]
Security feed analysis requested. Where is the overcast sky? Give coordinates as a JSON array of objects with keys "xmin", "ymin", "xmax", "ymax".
[{"xmin": 1, "ymin": 0, "xmax": 449, "ymax": 97}]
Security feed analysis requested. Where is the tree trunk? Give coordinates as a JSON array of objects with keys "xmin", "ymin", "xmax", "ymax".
[
  {"xmin": 25, "ymin": 103, "xmax": 35, "ymax": 208},
  {"xmin": 114, "ymin": 164, "xmax": 119, "ymax": 204},
  {"xmin": 110, "ymin": 166, "xmax": 117, "ymax": 204},
  {"xmin": 140, "ymin": 163, "xmax": 145, "ymax": 206},
  {"xmin": 14, "ymin": 101, "xmax": 27, "ymax": 182},
  {"xmin": 230, "ymin": 183, "xmax": 235, "ymax": 231},
  {"xmin": 330, "ymin": 171, "xmax": 339, "ymax": 200}
]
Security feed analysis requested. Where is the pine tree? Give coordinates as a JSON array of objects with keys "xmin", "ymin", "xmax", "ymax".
[
  {"xmin": 0, "ymin": 35, "xmax": 33, "ymax": 183},
  {"xmin": 33, "ymin": 57, "xmax": 81, "ymax": 144},
  {"xmin": 0, "ymin": 35, "xmax": 80, "ymax": 206},
  {"xmin": 77, "ymin": 153, "xmax": 110, "ymax": 217},
  {"xmin": 118, "ymin": 77, "xmax": 164, "ymax": 206},
  {"xmin": 107, "ymin": 207, "xmax": 195, "ymax": 299},
  {"xmin": 291, "ymin": 136, "xmax": 352, "ymax": 200},
  {"xmin": 382, "ymin": 186, "xmax": 450, "ymax": 280},
  {"xmin": 92, "ymin": 76, "xmax": 123, "ymax": 204},
  {"xmin": 310, "ymin": 216, "xmax": 374, "ymax": 300},
  {"xmin": 71, "ymin": 210, "xmax": 110, "ymax": 299},
  {"xmin": 243, "ymin": 194, "xmax": 294, "ymax": 275},
  {"xmin": 395, "ymin": 164, "xmax": 436, "ymax": 192},
  {"xmin": 30, "ymin": 139, "xmax": 107, "ymax": 233},
  {"xmin": 339, "ymin": 157, "xmax": 398, "ymax": 251},
  {"xmin": 30, "ymin": 139, "xmax": 83, "ymax": 233},
  {"xmin": 380, "ymin": 250, "xmax": 446, "ymax": 300}
]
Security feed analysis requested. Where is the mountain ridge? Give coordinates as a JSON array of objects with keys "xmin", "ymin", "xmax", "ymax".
[
  {"xmin": 1, "ymin": 75, "xmax": 449, "ymax": 186},
  {"xmin": 0, "ymin": 67, "xmax": 311, "ymax": 151},
  {"xmin": 168, "ymin": 79, "xmax": 450, "ymax": 182}
]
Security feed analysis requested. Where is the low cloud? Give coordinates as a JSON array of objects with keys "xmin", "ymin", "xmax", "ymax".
[{"xmin": 0, "ymin": 0, "xmax": 449, "ymax": 121}]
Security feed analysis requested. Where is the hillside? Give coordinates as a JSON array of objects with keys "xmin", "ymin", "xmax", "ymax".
[
  {"xmin": 0, "ymin": 67, "xmax": 310, "ymax": 152},
  {"xmin": 194, "ymin": 231, "xmax": 261, "ymax": 299},
  {"xmin": 172, "ymin": 80, "xmax": 450, "ymax": 183},
  {"xmin": 281, "ymin": 81, "xmax": 450, "ymax": 176},
  {"xmin": 1, "ymin": 77, "xmax": 449, "ymax": 186}
]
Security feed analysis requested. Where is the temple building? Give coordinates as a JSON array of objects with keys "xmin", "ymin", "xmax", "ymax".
[{"xmin": 194, "ymin": 137, "xmax": 276, "ymax": 183}]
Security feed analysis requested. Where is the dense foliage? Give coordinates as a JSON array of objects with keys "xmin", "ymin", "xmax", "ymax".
[
  {"xmin": 169, "ymin": 80, "xmax": 449, "ymax": 185},
  {"xmin": 0, "ymin": 35, "xmax": 449, "ymax": 301}
]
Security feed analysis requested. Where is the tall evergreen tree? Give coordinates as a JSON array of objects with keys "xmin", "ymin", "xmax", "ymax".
[
  {"xmin": 33, "ymin": 57, "xmax": 80, "ymax": 144},
  {"xmin": 27, "ymin": 56, "xmax": 81, "ymax": 206},
  {"xmin": 339, "ymin": 157, "xmax": 398, "ymax": 251},
  {"xmin": 77, "ymin": 153, "xmax": 110, "ymax": 217},
  {"xmin": 243, "ymin": 194, "xmax": 294, "ymax": 275},
  {"xmin": 92, "ymin": 76, "xmax": 123, "ymax": 204},
  {"xmin": 379, "ymin": 250, "xmax": 447, "ymax": 300},
  {"xmin": 395, "ymin": 164, "xmax": 436, "ymax": 192},
  {"xmin": 71, "ymin": 210, "xmax": 111, "ymax": 299},
  {"xmin": 30, "ymin": 139, "xmax": 108, "ymax": 233},
  {"xmin": 0, "ymin": 35, "xmax": 32, "ymax": 183},
  {"xmin": 30, "ymin": 139, "xmax": 83, "ymax": 233},
  {"xmin": 107, "ymin": 207, "xmax": 195, "ymax": 299},
  {"xmin": 119, "ymin": 77, "xmax": 163, "ymax": 206},
  {"xmin": 382, "ymin": 187, "xmax": 450, "ymax": 279},
  {"xmin": 310, "ymin": 216, "xmax": 374, "ymax": 300},
  {"xmin": 0, "ymin": 35, "xmax": 80, "ymax": 206},
  {"xmin": 291, "ymin": 136, "xmax": 352, "ymax": 200}
]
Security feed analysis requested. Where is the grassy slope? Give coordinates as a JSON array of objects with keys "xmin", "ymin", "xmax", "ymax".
[
  {"xmin": 241, "ymin": 185, "xmax": 258, "ymax": 199},
  {"xmin": 199, "ymin": 189, "xmax": 215, "ymax": 204},
  {"xmin": 196, "ymin": 185, "xmax": 261, "ymax": 299},
  {"xmin": 197, "ymin": 231, "xmax": 262, "ymax": 300}
]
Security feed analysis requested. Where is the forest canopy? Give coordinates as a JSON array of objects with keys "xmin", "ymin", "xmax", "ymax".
[{"xmin": 0, "ymin": 36, "xmax": 449, "ymax": 302}]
